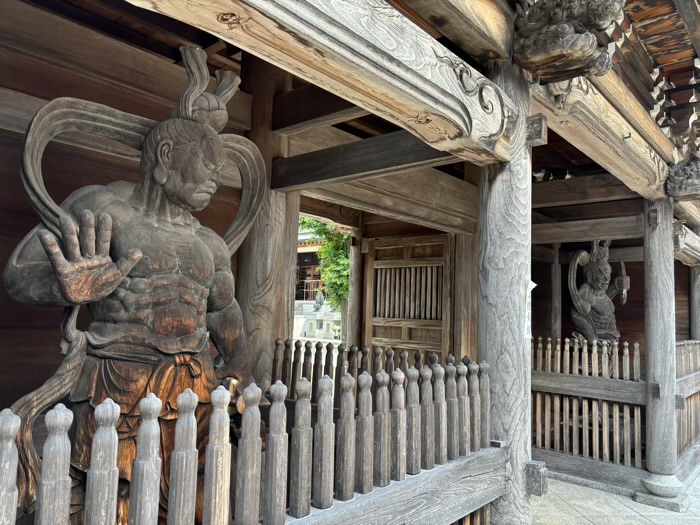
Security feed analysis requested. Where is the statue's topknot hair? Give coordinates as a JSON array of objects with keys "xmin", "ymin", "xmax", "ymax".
[{"xmin": 172, "ymin": 46, "xmax": 241, "ymax": 133}]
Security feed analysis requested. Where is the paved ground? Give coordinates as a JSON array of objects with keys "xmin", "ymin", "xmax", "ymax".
[{"xmin": 533, "ymin": 477, "xmax": 700, "ymax": 525}]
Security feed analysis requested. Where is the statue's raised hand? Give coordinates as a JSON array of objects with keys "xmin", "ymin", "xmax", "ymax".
[{"xmin": 38, "ymin": 211, "xmax": 142, "ymax": 305}]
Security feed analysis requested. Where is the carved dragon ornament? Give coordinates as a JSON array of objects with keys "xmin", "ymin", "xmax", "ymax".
[{"xmin": 514, "ymin": 0, "xmax": 624, "ymax": 84}]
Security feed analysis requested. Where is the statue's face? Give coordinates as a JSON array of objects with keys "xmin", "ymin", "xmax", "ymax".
[
  {"xmin": 590, "ymin": 263, "xmax": 612, "ymax": 291},
  {"xmin": 157, "ymin": 135, "xmax": 226, "ymax": 211}
]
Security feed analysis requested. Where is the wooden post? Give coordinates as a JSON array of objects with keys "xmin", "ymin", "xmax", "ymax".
[
  {"xmin": 468, "ymin": 363, "xmax": 481, "ymax": 452},
  {"xmin": 373, "ymin": 371, "xmax": 391, "ymax": 487},
  {"xmin": 35, "ymin": 404, "xmax": 72, "ymax": 525},
  {"xmin": 691, "ymin": 228, "xmax": 700, "ymax": 340},
  {"xmin": 478, "ymin": 60, "xmax": 532, "ymax": 524},
  {"xmin": 643, "ymin": 197, "xmax": 683, "ymax": 497},
  {"xmin": 289, "ymin": 379, "xmax": 312, "ymax": 518},
  {"xmin": 85, "ymin": 399, "xmax": 120, "ymax": 525},
  {"xmin": 454, "ymin": 232, "xmax": 478, "ymax": 359},
  {"xmin": 237, "ymin": 55, "xmax": 298, "ymax": 389},
  {"xmin": 0, "ymin": 409, "xmax": 20, "ymax": 525},
  {"xmin": 235, "ymin": 383, "xmax": 262, "ymax": 525},
  {"xmin": 446, "ymin": 362, "xmax": 459, "ymax": 460},
  {"xmin": 264, "ymin": 382, "xmax": 288, "ymax": 525},
  {"xmin": 405, "ymin": 367, "xmax": 421, "ymax": 475},
  {"xmin": 335, "ymin": 374, "xmax": 356, "ymax": 501},
  {"xmin": 313, "ymin": 376, "xmax": 335, "ymax": 509},
  {"xmin": 457, "ymin": 363, "xmax": 471, "ymax": 456},
  {"xmin": 390, "ymin": 369, "xmax": 407, "ymax": 481},
  {"xmin": 129, "ymin": 387, "xmax": 161, "ymax": 525},
  {"xmin": 168, "ymin": 390, "xmax": 199, "ymax": 525},
  {"xmin": 204, "ymin": 387, "xmax": 232, "ymax": 525},
  {"xmin": 348, "ymin": 226, "xmax": 363, "ymax": 347},
  {"xmin": 355, "ymin": 371, "xmax": 374, "ymax": 494},
  {"xmin": 551, "ymin": 243, "xmax": 562, "ymax": 341},
  {"xmin": 420, "ymin": 365, "xmax": 435, "ymax": 471},
  {"xmin": 432, "ymin": 358, "xmax": 448, "ymax": 465}
]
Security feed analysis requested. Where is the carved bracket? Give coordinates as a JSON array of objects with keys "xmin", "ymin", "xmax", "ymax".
[
  {"xmin": 514, "ymin": 0, "xmax": 624, "ymax": 83},
  {"xmin": 667, "ymin": 155, "xmax": 700, "ymax": 201}
]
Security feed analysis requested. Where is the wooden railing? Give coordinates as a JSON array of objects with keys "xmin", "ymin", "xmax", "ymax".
[
  {"xmin": 0, "ymin": 354, "xmax": 501, "ymax": 525},
  {"xmin": 676, "ymin": 341, "xmax": 700, "ymax": 459},
  {"xmin": 531, "ymin": 337, "xmax": 645, "ymax": 469}
]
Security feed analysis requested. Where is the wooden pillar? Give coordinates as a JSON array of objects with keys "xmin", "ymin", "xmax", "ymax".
[
  {"xmin": 477, "ymin": 60, "xmax": 532, "ymax": 525},
  {"xmin": 347, "ymin": 223, "xmax": 363, "ymax": 347},
  {"xmin": 454, "ymin": 232, "xmax": 478, "ymax": 359},
  {"xmin": 643, "ymin": 197, "xmax": 683, "ymax": 497},
  {"xmin": 237, "ymin": 55, "xmax": 299, "ymax": 389},
  {"xmin": 551, "ymin": 243, "xmax": 562, "ymax": 341},
  {"xmin": 691, "ymin": 229, "xmax": 700, "ymax": 340}
]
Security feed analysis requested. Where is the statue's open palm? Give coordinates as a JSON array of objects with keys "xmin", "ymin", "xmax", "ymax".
[{"xmin": 38, "ymin": 211, "xmax": 142, "ymax": 305}]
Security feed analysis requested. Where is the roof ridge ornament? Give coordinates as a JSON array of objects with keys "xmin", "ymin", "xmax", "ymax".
[{"xmin": 514, "ymin": 0, "xmax": 625, "ymax": 84}]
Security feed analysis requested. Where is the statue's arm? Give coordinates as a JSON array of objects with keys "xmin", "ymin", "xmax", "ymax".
[
  {"xmin": 606, "ymin": 282, "xmax": 619, "ymax": 299},
  {"xmin": 203, "ymin": 229, "xmax": 252, "ymax": 384},
  {"xmin": 577, "ymin": 284, "xmax": 593, "ymax": 313},
  {"xmin": 3, "ymin": 225, "xmax": 68, "ymax": 306}
]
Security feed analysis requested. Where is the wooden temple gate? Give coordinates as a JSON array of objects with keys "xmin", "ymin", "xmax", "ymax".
[{"xmin": 2, "ymin": 0, "xmax": 700, "ymax": 523}]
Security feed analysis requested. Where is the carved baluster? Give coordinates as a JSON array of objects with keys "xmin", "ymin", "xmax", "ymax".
[
  {"xmin": 468, "ymin": 363, "xmax": 481, "ymax": 451},
  {"xmin": 360, "ymin": 346, "xmax": 370, "ymax": 375},
  {"xmin": 235, "ymin": 383, "xmax": 262, "ymax": 525},
  {"xmin": 479, "ymin": 362, "xmax": 491, "ymax": 447},
  {"xmin": 391, "ymin": 369, "xmax": 407, "ymax": 481},
  {"xmin": 168, "ymin": 390, "xmax": 198, "ymax": 525},
  {"xmin": 406, "ymin": 367, "xmax": 421, "ymax": 475},
  {"xmin": 203, "ymin": 387, "xmax": 232, "ymax": 525},
  {"xmin": 291, "ymin": 340, "xmax": 303, "ymax": 398},
  {"xmin": 264, "ymin": 382, "xmax": 288, "ymax": 525},
  {"xmin": 303, "ymin": 341, "xmax": 313, "ymax": 381},
  {"xmin": 85, "ymin": 399, "xmax": 120, "ymax": 525},
  {"xmin": 431, "ymin": 356, "xmax": 447, "ymax": 465},
  {"xmin": 456, "ymin": 363, "xmax": 470, "ymax": 456},
  {"xmin": 420, "ymin": 365, "xmax": 435, "ymax": 470},
  {"xmin": 35, "ymin": 404, "xmax": 73, "ymax": 525},
  {"xmin": 129, "ymin": 394, "xmax": 162, "ymax": 525},
  {"xmin": 414, "ymin": 351, "xmax": 423, "ymax": 370},
  {"xmin": 335, "ymin": 374, "xmax": 356, "ymax": 501},
  {"xmin": 446, "ymin": 362, "xmax": 458, "ymax": 460},
  {"xmin": 271, "ymin": 338, "xmax": 284, "ymax": 384},
  {"xmin": 355, "ymin": 372, "xmax": 374, "ymax": 494},
  {"xmin": 324, "ymin": 343, "xmax": 335, "ymax": 381},
  {"xmin": 0, "ymin": 409, "xmax": 19, "ymax": 525},
  {"xmin": 334, "ymin": 343, "xmax": 347, "ymax": 408},
  {"xmin": 313, "ymin": 377, "xmax": 334, "ymax": 509},
  {"xmin": 348, "ymin": 345, "xmax": 359, "ymax": 397},
  {"xmin": 372, "ymin": 346, "xmax": 384, "ymax": 398},
  {"xmin": 399, "ymin": 350, "xmax": 409, "ymax": 378},
  {"xmin": 373, "ymin": 371, "xmax": 391, "ymax": 487},
  {"xmin": 385, "ymin": 347, "xmax": 395, "ymax": 376},
  {"xmin": 282, "ymin": 339, "xmax": 293, "ymax": 390},
  {"xmin": 289, "ymin": 379, "xmax": 312, "ymax": 518},
  {"xmin": 312, "ymin": 341, "xmax": 324, "ymax": 403}
]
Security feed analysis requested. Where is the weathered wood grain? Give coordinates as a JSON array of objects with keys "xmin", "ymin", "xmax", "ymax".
[
  {"xmin": 336, "ymin": 375, "xmax": 357, "ymax": 501},
  {"xmin": 289, "ymin": 379, "xmax": 313, "ymax": 518},
  {"xmin": 355, "ymin": 372, "xmax": 374, "ymax": 494},
  {"xmin": 674, "ymin": 224, "xmax": 700, "ymax": 267},
  {"xmin": 420, "ymin": 366, "xmax": 435, "ymax": 471},
  {"xmin": 532, "ymin": 216, "xmax": 644, "ymax": 244},
  {"xmin": 532, "ymin": 174, "xmax": 638, "ymax": 209},
  {"xmin": 374, "ymin": 371, "xmax": 391, "ymax": 487},
  {"xmin": 291, "ymin": 447, "xmax": 507, "ymax": 525},
  {"xmin": 0, "ymin": 409, "xmax": 19, "ymax": 525},
  {"xmin": 313, "ymin": 377, "xmax": 335, "ymax": 509},
  {"xmin": 468, "ymin": 364, "xmax": 482, "ymax": 453},
  {"xmin": 644, "ymin": 198, "xmax": 682, "ymax": 495},
  {"xmin": 85, "ymin": 399, "xmax": 120, "ymax": 525},
  {"xmin": 478, "ymin": 61, "xmax": 532, "ymax": 525},
  {"xmin": 204, "ymin": 387, "xmax": 232, "ymax": 525},
  {"xmin": 168, "ymin": 390, "xmax": 199, "ymax": 525},
  {"xmin": 531, "ymin": 371, "xmax": 649, "ymax": 405},
  {"xmin": 432, "ymin": 361, "xmax": 448, "ymax": 465},
  {"xmin": 457, "ymin": 363, "xmax": 471, "ymax": 457},
  {"xmin": 127, "ymin": 0, "xmax": 517, "ymax": 165},
  {"xmin": 235, "ymin": 384, "xmax": 262, "ymax": 525},
  {"xmin": 390, "ymin": 369, "xmax": 407, "ymax": 482},
  {"xmin": 406, "ymin": 367, "xmax": 422, "ymax": 475},
  {"xmin": 264, "ymin": 382, "xmax": 288, "ymax": 525}
]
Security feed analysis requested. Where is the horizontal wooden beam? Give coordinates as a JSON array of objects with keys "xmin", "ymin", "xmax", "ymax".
[
  {"xmin": 532, "ymin": 245, "xmax": 555, "ymax": 264},
  {"xmin": 539, "ymin": 199, "xmax": 645, "ymax": 222},
  {"xmin": 674, "ymin": 224, "xmax": 700, "ymax": 267},
  {"xmin": 526, "ymin": 113, "xmax": 548, "ymax": 147},
  {"xmin": 272, "ymin": 84, "xmax": 369, "ymax": 135},
  {"xmin": 532, "ymin": 80, "xmax": 668, "ymax": 203},
  {"xmin": 402, "ymin": 0, "xmax": 512, "ymax": 61},
  {"xmin": 272, "ymin": 131, "xmax": 455, "ymax": 191},
  {"xmin": 1, "ymin": 0, "xmax": 251, "ymax": 130},
  {"xmin": 294, "ymin": 447, "xmax": 506, "ymax": 525},
  {"xmin": 127, "ymin": 0, "xmax": 517, "ymax": 164},
  {"xmin": 531, "ymin": 370, "xmax": 653, "ymax": 406},
  {"xmin": 299, "ymin": 195, "xmax": 361, "ymax": 228},
  {"xmin": 532, "ymin": 173, "xmax": 637, "ymax": 209},
  {"xmin": 676, "ymin": 371, "xmax": 700, "ymax": 401},
  {"xmin": 560, "ymin": 246, "xmax": 644, "ymax": 264},
  {"xmin": 532, "ymin": 216, "xmax": 644, "ymax": 245}
]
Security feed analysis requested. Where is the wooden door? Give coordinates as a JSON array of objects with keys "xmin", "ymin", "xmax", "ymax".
[{"xmin": 363, "ymin": 234, "xmax": 453, "ymax": 362}]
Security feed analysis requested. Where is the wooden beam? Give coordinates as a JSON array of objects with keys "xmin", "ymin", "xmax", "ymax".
[
  {"xmin": 299, "ymin": 195, "xmax": 360, "ymax": 228},
  {"xmin": 402, "ymin": 0, "xmax": 512, "ymax": 61},
  {"xmin": 674, "ymin": 223, "xmax": 700, "ymax": 267},
  {"xmin": 532, "ymin": 245, "xmax": 555, "ymax": 263},
  {"xmin": 272, "ymin": 84, "xmax": 369, "ymax": 135},
  {"xmin": 531, "ymin": 80, "xmax": 668, "ymax": 203},
  {"xmin": 539, "ymin": 199, "xmax": 645, "ymax": 222},
  {"xmin": 532, "ymin": 173, "xmax": 637, "ymax": 209},
  {"xmin": 526, "ymin": 113, "xmax": 548, "ymax": 147},
  {"xmin": 532, "ymin": 216, "xmax": 644, "ymax": 244},
  {"xmin": 1, "ymin": 0, "xmax": 251, "ymax": 130},
  {"xmin": 126, "ymin": 0, "xmax": 517, "ymax": 164},
  {"xmin": 272, "ymin": 130, "xmax": 455, "ymax": 191},
  {"xmin": 672, "ymin": 0, "xmax": 700, "ymax": 58},
  {"xmin": 560, "ymin": 247, "xmax": 645, "ymax": 264},
  {"xmin": 531, "ymin": 371, "xmax": 649, "ymax": 406}
]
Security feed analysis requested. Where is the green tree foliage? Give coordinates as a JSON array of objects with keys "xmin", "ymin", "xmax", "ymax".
[{"xmin": 299, "ymin": 217, "xmax": 349, "ymax": 311}]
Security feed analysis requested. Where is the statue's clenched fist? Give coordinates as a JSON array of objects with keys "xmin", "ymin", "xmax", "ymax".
[{"xmin": 38, "ymin": 210, "xmax": 141, "ymax": 304}]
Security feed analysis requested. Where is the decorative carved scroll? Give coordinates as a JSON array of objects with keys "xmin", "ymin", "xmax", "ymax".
[
  {"xmin": 514, "ymin": 0, "xmax": 624, "ymax": 83},
  {"xmin": 667, "ymin": 156, "xmax": 700, "ymax": 202}
]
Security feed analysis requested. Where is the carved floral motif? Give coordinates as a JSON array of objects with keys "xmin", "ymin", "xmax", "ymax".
[{"xmin": 514, "ymin": 0, "xmax": 624, "ymax": 83}]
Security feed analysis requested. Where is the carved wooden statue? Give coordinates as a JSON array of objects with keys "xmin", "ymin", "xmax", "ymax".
[
  {"xmin": 3, "ymin": 46, "xmax": 265, "ymax": 522},
  {"xmin": 568, "ymin": 240, "xmax": 630, "ymax": 343},
  {"xmin": 514, "ymin": 0, "xmax": 624, "ymax": 83}
]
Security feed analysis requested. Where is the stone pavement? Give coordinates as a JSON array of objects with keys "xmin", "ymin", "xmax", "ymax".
[{"xmin": 533, "ymin": 477, "xmax": 700, "ymax": 525}]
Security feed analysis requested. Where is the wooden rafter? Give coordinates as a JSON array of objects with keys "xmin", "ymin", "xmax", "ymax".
[
  {"xmin": 125, "ymin": 0, "xmax": 518, "ymax": 165},
  {"xmin": 671, "ymin": 0, "xmax": 700, "ymax": 59}
]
